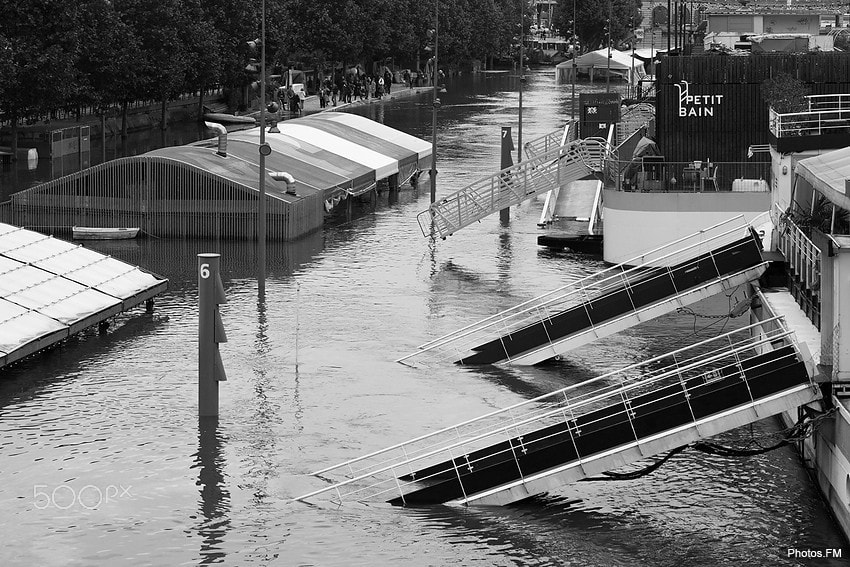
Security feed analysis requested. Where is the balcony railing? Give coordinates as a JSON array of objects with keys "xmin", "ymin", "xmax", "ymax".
[
  {"xmin": 615, "ymin": 159, "xmax": 772, "ymax": 193},
  {"xmin": 768, "ymin": 94, "xmax": 850, "ymax": 152}
]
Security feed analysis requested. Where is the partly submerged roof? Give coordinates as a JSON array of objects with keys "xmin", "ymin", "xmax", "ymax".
[
  {"xmin": 795, "ymin": 146, "xmax": 850, "ymax": 211},
  {"xmin": 150, "ymin": 112, "xmax": 431, "ymax": 199},
  {"xmin": 0, "ymin": 223, "xmax": 167, "ymax": 368}
]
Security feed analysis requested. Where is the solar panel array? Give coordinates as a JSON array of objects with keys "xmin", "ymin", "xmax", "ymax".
[{"xmin": 0, "ymin": 224, "xmax": 168, "ymax": 367}]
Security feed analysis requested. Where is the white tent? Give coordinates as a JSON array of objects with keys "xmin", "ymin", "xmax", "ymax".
[{"xmin": 555, "ymin": 49, "xmax": 646, "ymax": 85}]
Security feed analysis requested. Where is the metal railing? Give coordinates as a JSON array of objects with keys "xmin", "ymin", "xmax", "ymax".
[
  {"xmin": 769, "ymin": 98, "xmax": 850, "ymax": 139},
  {"xmin": 296, "ymin": 317, "xmax": 813, "ymax": 506},
  {"xmin": 400, "ymin": 216, "xmax": 760, "ymax": 366},
  {"xmin": 418, "ymin": 136, "xmax": 614, "ymax": 239},
  {"xmin": 772, "ymin": 204, "xmax": 821, "ymax": 329},
  {"xmin": 523, "ymin": 121, "xmax": 577, "ymax": 160},
  {"xmin": 616, "ymin": 102, "xmax": 655, "ymax": 145},
  {"xmin": 805, "ymin": 93, "xmax": 850, "ymax": 111},
  {"xmin": 616, "ymin": 159, "xmax": 772, "ymax": 193}
]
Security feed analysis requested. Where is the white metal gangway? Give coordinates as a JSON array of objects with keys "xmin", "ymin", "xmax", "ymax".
[
  {"xmin": 399, "ymin": 216, "xmax": 766, "ymax": 367},
  {"xmin": 295, "ymin": 317, "xmax": 818, "ymax": 507},
  {"xmin": 417, "ymin": 134, "xmax": 615, "ymax": 239},
  {"xmin": 523, "ymin": 120, "xmax": 578, "ymax": 160}
]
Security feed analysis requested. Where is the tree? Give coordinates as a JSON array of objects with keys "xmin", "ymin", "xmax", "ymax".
[
  {"xmin": 761, "ymin": 72, "xmax": 810, "ymax": 114},
  {"xmin": 74, "ymin": 1, "xmax": 140, "ymax": 118},
  {"xmin": 0, "ymin": 0, "xmax": 80, "ymax": 156},
  {"xmin": 114, "ymin": 0, "xmax": 193, "ymax": 130},
  {"xmin": 552, "ymin": 0, "xmax": 642, "ymax": 54}
]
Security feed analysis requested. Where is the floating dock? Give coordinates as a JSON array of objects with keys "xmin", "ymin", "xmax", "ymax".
[{"xmin": 0, "ymin": 223, "xmax": 167, "ymax": 368}]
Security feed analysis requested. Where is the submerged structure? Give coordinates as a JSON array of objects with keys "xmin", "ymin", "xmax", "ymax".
[
  {"xmin": 0, "ymin": 113, "xmax": 431, "ymax": 241},
  {"xmin": 0, "ymin": 223, "xmax": 167, "ymax": 368},
  {"xmin": 297, "ymin": 44, "xmax": 850, "ymax": 539}
]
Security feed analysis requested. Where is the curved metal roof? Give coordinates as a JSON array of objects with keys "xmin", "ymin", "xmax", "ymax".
[{"xmin": 152, "ymin": 112, "xmax": 430, "ymax": 201}]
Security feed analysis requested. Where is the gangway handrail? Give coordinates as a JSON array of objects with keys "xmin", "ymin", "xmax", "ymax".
[
  {"xmin": 315, "ymin": 315, "xmax": 790, "ymax": 478},
  {"xmin": 298, "ymin": 319, "xmax": 806, "ymax": 503},
  {"xmin": 399, "ymin": 215, "xmax": 752, "ymax": 361},
  {"xmin": 524, "ymin": 121, "xmax": 576, "ymax": 159},
  {"xmin": 304, "ymin": 327, "xmax": 798, "ymax": 499},
  {"xmin": 418, "ymin": 135, "xmax": 614, "ymax": 239},
  {"xmin": 588, "ymin": 125, "xmax": 616, "ymax": 233}
]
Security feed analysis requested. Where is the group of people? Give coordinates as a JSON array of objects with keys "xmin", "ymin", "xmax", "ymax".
[
  {"xmin": 317, "ymin": 69, "xmax": 400, "ymax": 108},
  {"xmin": 276, "ymin": 68, "xmax": 419, "ymax": 114}
]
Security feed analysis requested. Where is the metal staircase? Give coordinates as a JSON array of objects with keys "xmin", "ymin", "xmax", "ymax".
[
  {"xmin": 399, "ymin": 217, "xmax": 767, "ymax": 367},
  {"xmin": 617, "ymin": 102, "xmax": 656, "ymax": 144},
  {"xmin": 295, "ymin": 317, "xmax": 819, "ymax": 507},
  {"xmin": 418, "ymin": 135, "xmax": 615, "ymax": 239}
]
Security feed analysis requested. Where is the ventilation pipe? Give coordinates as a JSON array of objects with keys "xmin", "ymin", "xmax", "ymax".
[
  {"xmin": 204, "ymin": 122, "xmax": 228, "ymax": 157},
  {"xmin": 270, "ymin": 171, "xmax": 297, "ymax": 195}
]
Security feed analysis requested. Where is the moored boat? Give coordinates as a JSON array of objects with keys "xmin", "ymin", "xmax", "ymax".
[
  {"xmin": 72, "ymin": 226, "xmax": 140, "ymax": 240},
  {"xmin": 202, "ymin": 112, "xmax": 256, "ymax": 125}
]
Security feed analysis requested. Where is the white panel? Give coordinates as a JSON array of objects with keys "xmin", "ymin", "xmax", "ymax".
[
  {"xmin": 278, "ymin": 124, "xmax": 398, "ymax": 178},
  {"xmin": 314, "ymin": 113, "xmax": 433, "ymax": 160},
  {"xmin": 0, "ymin": 299, "xmax": 66, "ymax": 356},
  {"xmin": 35, "ymin": 249, "xmax": 163, "ymax": 300},
  {"xmin": 0, "ymin": 224, "xmax": 168, "ymax": 366}
]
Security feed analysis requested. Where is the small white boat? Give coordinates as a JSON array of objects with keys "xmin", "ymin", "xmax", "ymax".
[
  {"xmin": 72, "ymin": 227, "xmax": 140, "ymax": 240},
  {"xmin": 203, "ymin": 112, "xmax": 257, "ymax": 125}
]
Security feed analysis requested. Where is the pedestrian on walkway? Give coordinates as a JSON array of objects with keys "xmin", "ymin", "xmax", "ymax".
[{"xmin": 384, "ymin": 70, "xmax": 393, "ymax": 95}]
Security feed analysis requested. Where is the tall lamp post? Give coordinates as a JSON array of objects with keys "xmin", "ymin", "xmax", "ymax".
[
  {"xmin": 605, "ymin": 17, "xmax": 611, "ymax": 93},
  {"xmin": 430, "ymin": 2, "xmax": 439, "ymax": 204},
  {"xmin": 518, "ymin": 3, "xmax": 524, "ymax": 164},
  {"xmin": 572, "ymin": 0, "xmax": 577, "ymax": 119},
  {"xmin": 257, "ymin": 0, "xmax": 270, "ymax": 293}
]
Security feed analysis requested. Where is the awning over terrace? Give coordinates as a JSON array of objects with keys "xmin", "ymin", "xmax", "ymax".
[
  {"xmin": 794, "ymin": 146, "xmax": 850, "ymax": 212},
  {"xmin": 274, "ymin": 123, "xmax": 397, "ymax": 179},
  {"xmin": 309, "ymin": 112, "xmax": 432, "ymax": 160}
]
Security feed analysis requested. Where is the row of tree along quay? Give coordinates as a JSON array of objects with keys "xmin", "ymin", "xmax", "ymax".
[{"xmin": 0, "ymin": 0, "xmax": 642, "ymax": 157}]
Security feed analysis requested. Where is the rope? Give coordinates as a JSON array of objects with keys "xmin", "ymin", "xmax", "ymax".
[{"xmin": 580, "ymin": 406, "xmax": 835, "ymax": 482}]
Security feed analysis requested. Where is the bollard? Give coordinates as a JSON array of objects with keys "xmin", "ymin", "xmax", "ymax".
[
  {"xmin": 500, "ymin": 126, "xmax": 514, "ymax": 223},
  {"xmin": 198, "ymin": 253, "xmax": 228, "ymax": 416}
]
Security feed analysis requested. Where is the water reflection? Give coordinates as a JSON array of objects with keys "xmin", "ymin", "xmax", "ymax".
[{"xmin": 195, "ymin": 417, "xmax": 230, "ymax": 564}]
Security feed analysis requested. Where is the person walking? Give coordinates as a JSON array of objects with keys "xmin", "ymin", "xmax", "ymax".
[{"xmin": 384, "ymin": 70, "xmax": 392, "ymax": 95}]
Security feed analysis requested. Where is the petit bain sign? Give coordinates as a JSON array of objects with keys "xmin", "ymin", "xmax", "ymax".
[{"xmin": 675, "ymin": 80, "xmax": 724, "ymax": 117}]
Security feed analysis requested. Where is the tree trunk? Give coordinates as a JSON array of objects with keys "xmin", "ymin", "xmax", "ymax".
[
  {"xmin": 121, "ymin": 101, "xmax": 128, "ymax": 138},
  {"xmin": 197, "ymin": 87, "xmax": 206, "ymax": 122},
  {"xmin": 160, "ymin": 97, "xmax": 167, "ymax": 130},
  {"xmin": 10, "ymin": 117, "xmax": 18, "ymax": 161}
]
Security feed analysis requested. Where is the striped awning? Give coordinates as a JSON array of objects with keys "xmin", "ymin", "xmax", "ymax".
[{"xmin": 163, "ymin": 112, "xmax": 431, "ymax": 200}]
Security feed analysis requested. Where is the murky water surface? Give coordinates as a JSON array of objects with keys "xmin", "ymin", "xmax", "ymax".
[{"xmin": 0, "ymin": 70, "xmax": 846, "ymax": 566}]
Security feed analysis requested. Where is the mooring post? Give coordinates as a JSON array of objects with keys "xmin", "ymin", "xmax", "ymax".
[
  {"xmin": 500, "ymin": 126, "xmax": 514, "ymax": 223},
  {"xmin": 198, "ymin": 253, "xmax": 228, "ymax": 417}
]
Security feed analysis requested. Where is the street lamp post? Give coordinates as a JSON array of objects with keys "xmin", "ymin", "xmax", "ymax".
[
  {"xmin": 570, "ymin": 0, "xmax": 578, "ymax": 119},
  {"xmin": 430, "ymin": 1, "xmax": 439, "ymax": 204},
  {"xmin": 606, "ymin": 17, "xmax": 611, "ymax": 93},
  {"xmin": 257, "ymin": 0, "xmax": 270, "ymax": 293},
  {"xmin": 518, "ymin": 2, "xmax": 524, "ymax": 164}
]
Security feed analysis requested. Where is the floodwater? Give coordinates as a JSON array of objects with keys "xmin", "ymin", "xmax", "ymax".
[{"xmin": 0, "ymin": 69, "xmax": 847, "ymax": 566}]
